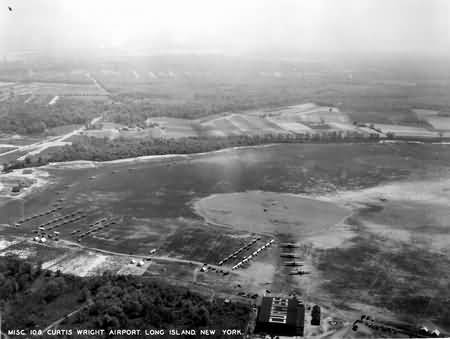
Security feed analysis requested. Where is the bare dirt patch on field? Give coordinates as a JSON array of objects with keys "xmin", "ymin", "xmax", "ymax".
[
  {"xmin": 424, "ymin": 116, "xmax": 450, "ymax": 130},
  {"xmin": 146, "ymin": 117, "xmax": 198, "ymax": 138},
  {"xmin": 49, "ymin": 251, "xmax": 109, "ymax": 276},
  {"xmin": 267, "ymin": 118, "xmax": 313, "ymax": 133},
  {"xmin": 193, "ymin": 191, "xmax": 350, "ymax": 238},
  {"xmin": 321, "ymin": 177, "xmax": 450, "ymax": 253},
  {"xmin": 268, "ymin": 103, "xmax": 349, "ymax": 124},
  {"xmin": 0, "ymin": 239, "xmax": 18, "ymax": 251},
  {"xmin": 323, "ymin": 177, "xmax": 450, "ymax": 207},
  {"xmin": 0, "ymin": 242, "xmax": 37, "ymax": 259},
  {"xmin": 413, "ymin": 108, "xmax": 440, "ymax": 120},
  {"xmin": 225, "ymin": 114, "xmax": 286, "ymax": 135},
  {"xmin": 373, "ymin": 123, "xmax": 439, "ymax": 137},
  {"xmin": 0, "ymin": 168, "xmax": 51, "ymax": 200},
  {"xmin": 200, "ymin": 116, "xmax": 242, "ymax": 137}
]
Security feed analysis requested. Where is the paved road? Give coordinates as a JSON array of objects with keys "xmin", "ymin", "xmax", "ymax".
[
  {"xmin": 55, "ymin": 239, "xmax": 238, "ymax": 275},
  {"xmin": 0, "ymin": 116, "xmax": 102, "ymax": 162}
]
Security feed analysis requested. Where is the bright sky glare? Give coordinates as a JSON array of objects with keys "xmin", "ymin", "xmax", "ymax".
[{"xmin": 1, "ymin": 0, "xmax": 449, "ymax": 57}]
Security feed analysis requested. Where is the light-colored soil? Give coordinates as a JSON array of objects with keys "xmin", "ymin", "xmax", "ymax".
[
  {"xmin": 0, "ymin": 245, "xmax": 36, "ymax": 259},
  {"xmin": 267, "ymin": 118, "xmax": 313, "ymax": 133},
  {"xmin": 0, "ymin": 239, "xmax": 17, "ymax": 250},
  {"xmin": 229, "ymin": 114, "xmax": 285, "ymax": 135},
  {"xmin": 146, "ymin": 117, "xmax": 198, "ymax": 138},
  {"xmin": 425, "ymin": 116, "xmax": 450, "ymax": 130},
  {"xmin": 413, "ymin": 108, "xmax": 440, "ymax": 119},
  {"xmin": 373, "ymin": 123, "xmax": 439, "ymax": 137},
  {"xmin": 139, "ymin": 103, "xmax": 358, "ymax": 140},
  {"xmin": 193, "ymin": 191, "xmax": 350, "ymax": 238},
  {"xmin": 320, "ymin": 177, "xmax": 450, "ymax": 252},
  {"xmin": 117, "ymin": 261, "xmax": 151, "ymax": 275},
  {"xmin": 0, "ymin": 168, "xmax": 51, "ymax": 200},
  {"xmin": 322, "ymin": 177, "xmax": 450, "ymax": 207},
  {"xmin": 49, "ymin": 252, "xmax": 109, "ymax": 276}
]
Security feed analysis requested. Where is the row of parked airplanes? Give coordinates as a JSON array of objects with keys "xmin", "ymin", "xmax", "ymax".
[{"xmin": 279, "ymin": 243, "xmax": 310, "ymax": 275}]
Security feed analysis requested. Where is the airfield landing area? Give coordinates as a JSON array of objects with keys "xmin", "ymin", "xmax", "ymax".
[
  {"xmin": 0, "ymin": 143, "xmax": 449, "ymax": 334},
  {"xmin": 193, "ymin": 191, "xmax": 350, "ymax": 237}
]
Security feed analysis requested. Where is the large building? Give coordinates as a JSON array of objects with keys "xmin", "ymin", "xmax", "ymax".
[{"xmin": 255, "ymin": 296, "xmax": 305, "ymax": 337}]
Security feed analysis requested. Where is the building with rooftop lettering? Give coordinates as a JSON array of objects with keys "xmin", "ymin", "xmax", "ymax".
[{"xmin": 255, "ymin": 296, "xmax": 305, "ymax": 337}]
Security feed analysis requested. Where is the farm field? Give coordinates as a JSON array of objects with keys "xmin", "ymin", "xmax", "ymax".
[
  {"xmin": 265, "ymin": 104, "xmax": 349, "ymax": 123},
  {"xmin": 93, "ymin": 103, "xmax": 371, "ymax": 140},
  {"xmin": 2, "ymin": 10, "xmax": 450, "ymax": 337},
  {"xmin": 0, "ymin": 81, "xmax": 109, "ymax": 102},
  {"xmin": 0, "ymin": 143, "xmax": 449, "ymax": 333},
  {"xmin": 0, "ymin": 60, "xmax": 450, "ymax": 336},
  {"xmin": 424, "ymin": 116, "xmax": 450, "ymax": 130},
  {"xmin": 79, "ymin": 102, "xmax": 450, "ymax": 143},
  {"xmin": 373, "ymin": 123, "xmax": 440, "ymax": 138},
  {"xmin": 146, "ymin": 117, "xmax": 198, "ymax": 138}
]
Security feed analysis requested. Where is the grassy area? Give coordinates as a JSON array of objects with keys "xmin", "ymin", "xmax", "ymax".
[{"xmin": 315, "ymin": 229, "xmax": 450, "ymax": 331}]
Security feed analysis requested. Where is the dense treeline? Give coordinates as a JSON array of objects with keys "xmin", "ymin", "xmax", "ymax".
[
  {"xmin": 108, "ymin": 84, "xmax": 315, "ymax": 124},
  {"xmin": 0, "ymin": 257, "xmax": 81, "ymax": 328},
  {"xmin": 1, "ymin": 78, "xmax": 440, "ymax": 135},
  {"xmin": 0, "ymin": 257, "xmax": 250, "ymax": 337},
  {"xmin": 2, "ymin": 132, "xmax": 380, "ymax": 172},
  {"xmin": 0, "ymin": 100, "xmax": 107, "ymax": 135},
  {"xmin": 2, "ymin": 54, "xmax": 450, "ymax": 137},
  {"xmin": 71, "ymin": 273, "xmax": 250, "ymax": 333}
]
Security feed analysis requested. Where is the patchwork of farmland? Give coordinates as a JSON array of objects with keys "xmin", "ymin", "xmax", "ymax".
[
  {"xmin": 135, "ymin": 102, "xmax": 450, "ymax": 140},
  {"xmin": 373, "ymin": 123, "xmax": 440, "ymax": 138},
  {"xmin": 200, "ymin": 116, "xmax": 246, "ymax": 137},
  {"xmin": 128, "ymin": 104, "xmax": 364, "ymax": 139},
  {"xmin": 425, "ymin": 117, "xmax": 450, "ymax": 130},
  {"xmin": 118, "ymin": 103, "xmax": 368, "ymax": 139},
  {"xmin": 267, "ymin": 118, "xmax": 313, "ymax": 133},
  {"xmin": 0, "ymin": 82, "xmax": 109, "ymax": 103},
  {"xmin": 412, "ymin": 108, "xmax": 450, "ymax": 131},
  {"xmin": 146, "ymin": 117, "xmax": 198, "ymax": 138},
  {"xmin": 267, "ymin": 104, "xmax": 349, "ymax": 123}
]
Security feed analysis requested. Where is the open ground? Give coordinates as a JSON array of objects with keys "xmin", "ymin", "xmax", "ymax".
[{"xmin": 1, "ymin": 143, "xmax": 449, "ymax": 336}]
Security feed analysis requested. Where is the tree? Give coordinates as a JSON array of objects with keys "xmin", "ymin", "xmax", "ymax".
[{"xmin": 41, "ymin": 277, "xmax": 66, "ymax": 303}]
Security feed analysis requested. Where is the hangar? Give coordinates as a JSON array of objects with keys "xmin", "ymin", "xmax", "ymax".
[{"xmin": 255, "ymin": 296, "xmax": 305, "ymax": 337}]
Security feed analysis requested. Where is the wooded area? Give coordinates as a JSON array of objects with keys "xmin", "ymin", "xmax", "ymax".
[
  {"xmin": 0, "ymin": 257, "xmax": 250, "ymax": 335},
  {"xmin": 2, "ymin": 132, "xmax": 379, "ymax": 172}
]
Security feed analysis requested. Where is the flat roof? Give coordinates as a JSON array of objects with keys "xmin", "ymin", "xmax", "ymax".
[{"xmin": 257, "ymin": 296, "xmax": 304, "ymax": 327}]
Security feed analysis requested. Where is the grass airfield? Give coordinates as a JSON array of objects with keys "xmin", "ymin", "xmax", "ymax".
[
  {"xmin": 0, "ymin": 143, "xmax": 450, "ymax": 335},
  {"xmin": 193, "ymin": 191, "xmax": 350, "ymax": 237}
]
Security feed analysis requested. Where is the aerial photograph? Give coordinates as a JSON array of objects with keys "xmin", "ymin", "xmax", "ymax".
[{"xmin": 0, "ymin": 0, "xmax": 449, "ymax": 338}]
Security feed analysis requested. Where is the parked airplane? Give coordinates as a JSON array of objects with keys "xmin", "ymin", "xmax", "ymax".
[
  {"xmin": 284, "ymin": 261, "xmax": 304, "ymax": 267},
  {"xmin": 280, "ymin": 243, "xmax": 300, "ymax": 248},
  {"xmin": 289, "ymin": 270, "xmax": 310, "ymax": 275},
  {"xmin": 280, "ymin": 253, "xmax": 302, "ymax": 259}
]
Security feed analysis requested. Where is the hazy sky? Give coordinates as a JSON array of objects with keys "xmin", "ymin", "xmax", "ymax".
[{"xmin": 1, "ymin": 0, "xmax": 449, "ymax": 58}]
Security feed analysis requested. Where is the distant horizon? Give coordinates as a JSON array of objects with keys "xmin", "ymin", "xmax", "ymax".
[
  {"xmin": 1, "ymin": 0, "xmax": 449, "ymax": 62},
  {"xmin": 2, "ymin": 46, "xmax": 450, "ymax": 66}
]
